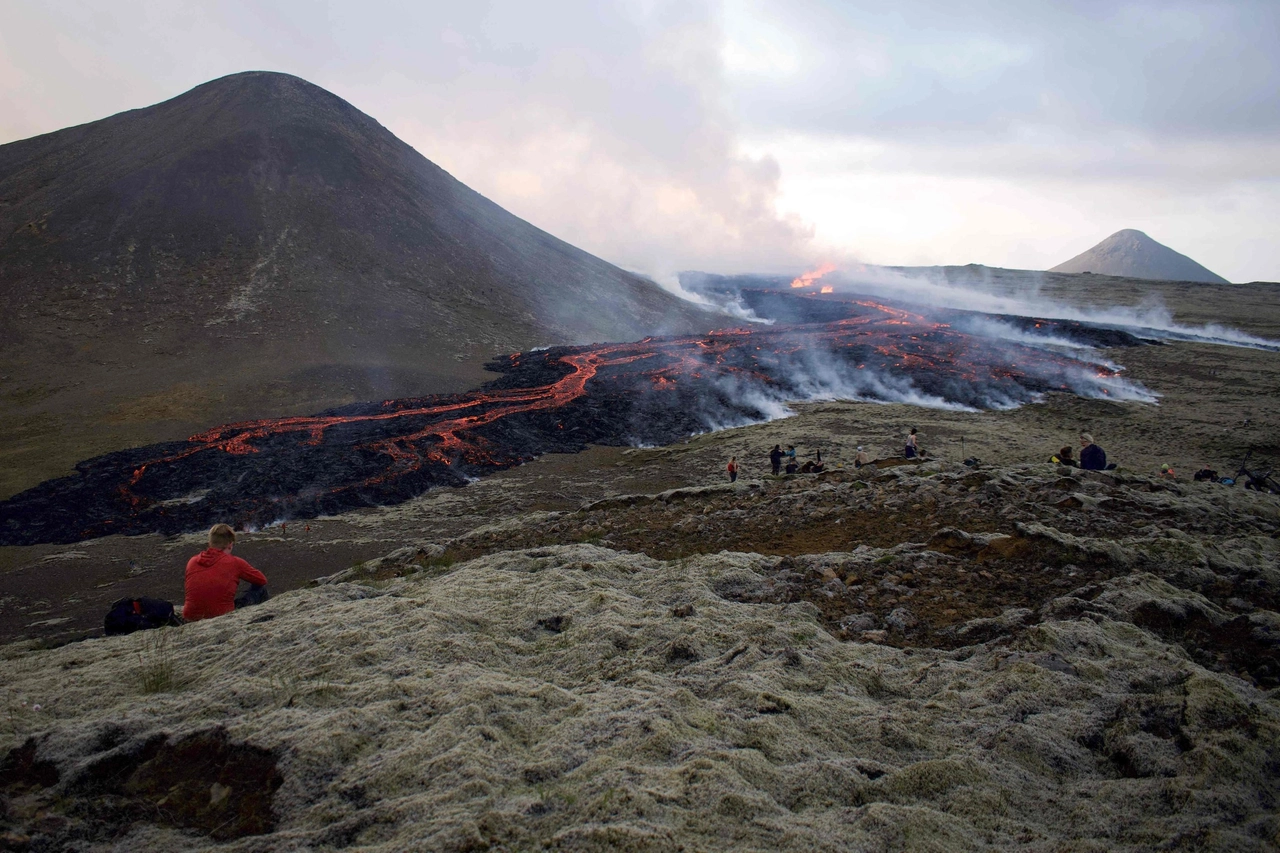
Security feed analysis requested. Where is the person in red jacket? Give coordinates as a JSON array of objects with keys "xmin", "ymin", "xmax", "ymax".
[{"xmin": 183, "ymin": 524, "xmax": 269, "ymax": 621}]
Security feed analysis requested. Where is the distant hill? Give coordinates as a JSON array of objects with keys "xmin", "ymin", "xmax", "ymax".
[
  {"xmin": 1049, "ymin": 229, "xmax": 1229, "ymax": 284},
  {"xmin": 0, "ymin": 71, "xmax": 722, "ymax": 497}
]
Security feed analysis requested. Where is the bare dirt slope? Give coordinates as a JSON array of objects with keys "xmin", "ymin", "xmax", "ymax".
[{"xmin": 0, "ymin": 71, "xmax": 723, "ymax": 500}]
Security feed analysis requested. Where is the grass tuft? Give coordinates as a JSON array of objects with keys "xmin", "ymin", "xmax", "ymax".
[{"xmin": 136, "ymin": 629, "xmax": 182, "ymax": 694}]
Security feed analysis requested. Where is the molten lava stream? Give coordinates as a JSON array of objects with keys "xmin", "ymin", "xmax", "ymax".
[{"xmin": 127, "ymin": 375, "xmax": 584, "ymax": 489}]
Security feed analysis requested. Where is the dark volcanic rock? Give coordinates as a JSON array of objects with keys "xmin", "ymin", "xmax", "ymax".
[
  {"xmin": 1, "ymin": 303, "xmax": 1135, "ymax": 545},
  {"xmin": 0, "ymin": 343, "xmax": 735, "ymax": 544},
  {"xmin": 736, "ymin": 289, "xmax": 1148, "ymax": 349},
  {"xmin": 2, "ymin": 728, "xmax": 281, "ymax": 846}
]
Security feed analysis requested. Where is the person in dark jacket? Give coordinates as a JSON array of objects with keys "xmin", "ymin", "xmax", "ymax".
[
  {"xmin": 183, "ymin": 524, "xmax": 269, "ymax": 622},
  {"xmin": 1079, "ymin": 433, "xmax": 1107, "ymax": 470},
  {"xmin": 769, "ymin": 444, "xmax": 784, "ymax": 475},
  {"xmin": 1194, "ymin": 464, "xmax": 1219, "ymax": 482}
]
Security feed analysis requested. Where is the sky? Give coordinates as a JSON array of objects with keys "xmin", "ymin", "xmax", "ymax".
[{"xmin": 1, "ymin": 0, "xmax": 1277, "ymax": 283}]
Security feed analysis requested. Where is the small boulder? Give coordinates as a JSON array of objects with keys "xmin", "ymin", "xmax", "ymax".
[
  {"xmin": 976, "ymin": 534, "xmax": 1033, "ymax": 562},
  {"xmin": 928, "ymin": 528, "xmax": 977, "ymax": 555},
  {"xmin": 839, "ymin": 613, "xmax": 878, "ymax": 633},
  {"xmin": 886, "ymin": 608, "xmax": 918, "ymax": 632}
]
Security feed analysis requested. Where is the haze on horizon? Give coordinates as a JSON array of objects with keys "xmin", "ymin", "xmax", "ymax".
[{"xmin": 2, "ymin": 0, "xmax": 1277, "ymax": 284}]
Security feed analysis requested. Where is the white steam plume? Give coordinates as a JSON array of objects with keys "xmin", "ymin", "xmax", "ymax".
[
  {"xmin": 827, "ymin": 266, "xmax": 1280, "ymax": 351},
  {"xmin": 647, "ymin": 271, "xmax": 773, "ymax": 324}
]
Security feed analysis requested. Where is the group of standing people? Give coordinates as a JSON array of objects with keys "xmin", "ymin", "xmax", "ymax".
[
  {"xmin": 728, "ymin": 429, "xmax": 921, "ymax": 482},
  {"xmin": 766, "ymin": 444, "xmax": 827, "ymax": 475},
  {"xmin": 729, "ymin": 445, "xmax": 815, "ymax": 481}
]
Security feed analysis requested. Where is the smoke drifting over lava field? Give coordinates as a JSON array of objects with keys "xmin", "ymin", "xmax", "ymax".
[{"xmin": 1, "ymin": 294, "xmax": 1161, "ymax": 545}]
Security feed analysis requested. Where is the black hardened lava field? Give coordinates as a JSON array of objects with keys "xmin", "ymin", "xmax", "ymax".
[{"xmin": 0, "ymin": 296, "xmax": 1146, "ymax": 545}]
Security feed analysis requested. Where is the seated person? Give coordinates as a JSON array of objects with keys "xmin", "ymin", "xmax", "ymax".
[
  {"xmin": 1051, "ymin": 445, "xmax": 1076, "ymax": 466},
  {"xmin": 784, "ymin": 460, "xmax": 799, "ymax": 475},
  {"xmin": 1193, "ymin": 464, "xmax": 1219, "ymax": 482},
  {"xmin": 800, "ymin": 449, "xmax": 825, "ymax": 474},
  {"xmin": 1079, "ymin": 433, "xmax": 1107, "ymax": 470},
  {"xmin": 1160, "ymin": 463, "xmax": 1177, "ymax": 480},
  {"xmin": 183, "ymin": 523, "xmax": 270, "ymax": 622},
  {"xmin": 854, "ymin": 446, "xmax": 870, "ymax": 469}
]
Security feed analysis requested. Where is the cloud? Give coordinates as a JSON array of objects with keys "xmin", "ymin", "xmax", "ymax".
[
  {"xmin": 356, "ymin": 2, "xmax": 815, "ymax": 277},
  {"xmin": 718, "ymin": 1, "xmax": 1280, "ymax": 281},
  {"xmin": 727, "ymin": 0, "xmax": 1280, "ymax": 142}
]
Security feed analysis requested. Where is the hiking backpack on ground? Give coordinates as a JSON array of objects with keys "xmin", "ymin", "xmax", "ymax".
[{"xmin": 104, "ymin": 596, "xmax": 183, "ymax": 636}]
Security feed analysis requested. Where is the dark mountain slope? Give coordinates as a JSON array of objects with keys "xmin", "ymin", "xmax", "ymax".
[
  {"xmin": 0, "ymin": 71, "xmax": 722, "ymax": 497},
  {"xmin": 1049, "ymin": 229, "xmax": 1229, "ymax": 283}
]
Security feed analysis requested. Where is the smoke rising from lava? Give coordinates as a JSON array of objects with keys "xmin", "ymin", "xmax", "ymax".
[
  {"xmin": 810, "ymin": 264, "xmax": 1280, "ymax": 351},
  {"xmin": 649, "ymin": 272, "xmax": 772, "ymax": 325},
  {"xmin": 1, "ymin": 296, "xmax": 1156, "ymax": 544}
]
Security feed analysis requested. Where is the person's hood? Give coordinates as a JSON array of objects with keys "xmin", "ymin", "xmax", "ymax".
[{"xmin": 194, "ymin": 548, "xmax": 227, "ymax": 567}]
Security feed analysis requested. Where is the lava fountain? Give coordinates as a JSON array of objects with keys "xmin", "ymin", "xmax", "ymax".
[
  {"xmin": 790, "ymin": 262, "xmax": 837, "ymax": 289},
  {"xmin": 0, "ymin": 298, "xmax": 1152, "ymax": 545}
]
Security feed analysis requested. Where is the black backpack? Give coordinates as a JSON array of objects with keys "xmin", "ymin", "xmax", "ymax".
[{"xmin": 104, "ymin": 596, "xmax": 183, "ymax": 636}]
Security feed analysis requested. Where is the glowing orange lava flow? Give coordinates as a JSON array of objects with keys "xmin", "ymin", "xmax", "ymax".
[
  {"xmin": 122, "ymin": 337, "xmax": 726, "ymax": 494},
  {"xmin": 132, "ymin": 298, "xmax": 1121, "ymax": 481},
  {"xmin": 122, "ymin": 297, "xmax": 1122, "ymax": 495},
  {"xmin": 1, "ymin": 294, "xmax": 1145, "ymax": 546}
]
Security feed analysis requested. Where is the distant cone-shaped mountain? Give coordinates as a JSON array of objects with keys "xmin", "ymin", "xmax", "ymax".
[
  {"xmin": 1049, "ymin": 229, "xmax": 1229, "ymax": 284},
  {"xmin": 0, "ymin": 71, "xmax": 721, "ymax": 496}
]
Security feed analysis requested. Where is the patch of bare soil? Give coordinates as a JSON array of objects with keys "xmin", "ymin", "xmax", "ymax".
[{"xmin": 1, "ymin": 727, "xmax": 281, "ymax": 846}]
